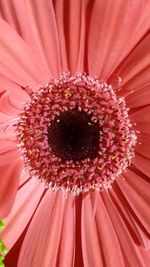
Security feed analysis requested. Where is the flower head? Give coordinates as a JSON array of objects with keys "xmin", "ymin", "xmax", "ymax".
[
  {"xmin": 0, "ymin": 1, "xmax": 149, "ymax": 267},
  {"xmin": 16, "ymin": 72, "xmax": 137, "ymax": 195}
]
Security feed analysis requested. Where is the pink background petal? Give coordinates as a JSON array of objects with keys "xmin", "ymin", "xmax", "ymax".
[
  {"xmin": 18, "ymin": 191, "xmax": 69, "ymax": 267},
  {"xmin": 0, "ymin": 18, "xmax": 49, "ymax": 87},
  {"xmin": 2, "ymin": 177, "xmax": 44, "ymax": 249},
  {"xmin": 87, "ymin": 0, "xmax": 150, "ymax": 78},
  {"xmin": 0, "ymin": 159, "xmax": 23, "ymax": 217}
]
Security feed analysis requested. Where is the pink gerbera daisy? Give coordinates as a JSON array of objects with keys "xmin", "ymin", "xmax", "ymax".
[{"xmin": 0, "ymin": 0, "xmax": 150, "ymax": 266}]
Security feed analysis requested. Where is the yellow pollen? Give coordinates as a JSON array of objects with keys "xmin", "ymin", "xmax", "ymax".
[
  {"xmin": 105, "ymin": 115, "xmax": 110, "ymax": 120},
  {"xmin": 28, "ymin": 150, "xmax": 32, "ymax": 156},
  {"xmin": 20, "ymin": 141, "xmax": 25, "ymax": 146},
  {"xmin": 36, "ymin": 131, "xmax": 42, "ymax": 137},
  {"xmin": 64, "ymin": 93, "xmax": 72, "ymax": 97},
  {"xmin": 21, "ymin": 115, "xmax": 27, "ymax": 119}
]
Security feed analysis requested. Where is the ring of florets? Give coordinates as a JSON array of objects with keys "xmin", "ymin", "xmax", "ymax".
[{"xmin": 16, "ymin": 73, "xmax": 137, "ymax": 195}]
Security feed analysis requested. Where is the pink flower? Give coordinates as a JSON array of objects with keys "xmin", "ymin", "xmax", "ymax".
[{"xmin": 0, "ymin": 0, "xmax": 150, "ymax": 266}]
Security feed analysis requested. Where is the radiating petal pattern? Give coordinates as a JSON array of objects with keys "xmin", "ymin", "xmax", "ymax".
[
  {"xmin": 133, "ymin": 153, "xmax": 150, "ymax": 178},
  {"xmin": 81, "ymin": 194, "xmax": 104, "ymax": 267},
  {"xmin": 87, "ymin": 0, "xmax": 150, "ymax": 78},
  {"xmin": 82, "ymin": 193, "xmax": 125, "ymax": 267},
  {"xmin": 2, "ymin": 178, "xmax": 44, "ymax": 249},
  {"xmin": 110, "ymin": 182, "xmax": 150, "ymax": 249},
  {"xmin": 0, "ymin": 74, "xmax": 30, "ymax": 109},
  {"xmin": 17, "ymin": 191, "xmax": 74, "ymax": 267},
  {"xmin": 53, "ymin": 0, "xmax": 83, "ymax": 73},
  {"xmin": 0, "ymin": 159, "xmax": 23, "ymax": 217},
  {"xmin": 0, "ymin": 18, "xmax": 48, "ymax": 87},
  {"xmin": 0, "ymin": 0, "xmax": 61, "ymax": 77},
  {"xmin": 134, "ymin": 133, "xmax": 150, "ymax": 158},
  {"xmin": 0, "ymin": 92, "xmax": 20, "ymax": 116},
  {"xmin": 117, "ymin": 169, "xmax": 150, "ymax": 233},
  {"xmin": 115, "ymin": 32, "xmax": 150, "ymax": 96},
  {"xmin": 125, "ymin": 85, "xmax": 150, "ymax": 108},
  {"xmin": 130, "ymin": 105, "xmax": 150, "ymax": 134},
  {"xmin": 0, "ymin": 1, "xmax": 149, "ymax": 267},
  {"xmin": 102, "ymin": 192, "xmax": 148, "ymax": 267}
]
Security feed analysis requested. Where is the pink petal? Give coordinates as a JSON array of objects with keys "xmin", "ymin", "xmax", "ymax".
[
  {"xmin": 0, "ymin": 126, "xmax": 16, "ymax": 146},
  {"xmin": 18, "ymin": 191, "xmax": 70, "ymax": 267},
  {"xmin": 18, "ymin": 168, "xmax": 30, "ymax": 187},
  {"xmin": 53, "ymin": 0, "xmax": 83, "ymax": 73},
  {"xmin": 134, "ymin": 133, "xmax": 150, "ymax": 158},
  {"xmin": 5, "ymin": 0, "xmax": 61, "ymax": 77},
  {"xmin": 52, "ymin": 0, "xmax": 69, "ymax": 71},
  {"xmin": 0, "ymin": 0, "xmax": 48, "ymax": 76},
  {"xmin": 0, "ymin": 131, "xmax": 14, "ymax": 141},
  {"xmin": 115, "ymin": 33, "xmax": 150, "ymax": 96},
  {"xmin": 76, "ymin": 2, "xmax": 86, "ymax": 73},
  {"xmin": 0, "ymin": 159, "xmax": 23, "ymax": 217},
  {"xmin": 130, "ymin": 105, "xmax": 150, "ymax": 134},
  {"xmin": 87, "ymin": 0, "xmax": 150, "ymax": 78},
  {"xmin": 125, "ymin": 85, "xmax": 150, "ymax": 108},
  {"xmin": 53, "ymin": 193, "xmax": 75, "ymax": 267},
  {"xmin": 74, "ymin": 195, "xmax": 84, "ymax": 266},
  {"xmin": 0, "ymin": 91, "xmax": 20, "ymax": 116},
  {"xmin": 0, "ymin": 18, "xmax": 49, "ymax": 87},
  {"xmin": 0, "ymin": 74, "xmax": 30, "ymax": 109},
  {"xmin": 4, "ymin": 228, "xmax": 27, "ymax": 267},
  {"xmin": 0, "ymin": 111, "xmax": 14, "ymax": 123},
  {"xmin": 0, "ymin": 140, "xmax": 17, "ymax": 154},
  {"xmin": 117, "ymin": 169, "xmax": 150, "ymax": 233},
  {"xmin": 91, "ymin": 193, "xmax": 125, "ymax": 267},
  {"xmin": 2, "ymin": 177, "xmax": 44, "ymax": 250},
  {"xmin": 81, "ymin": 193, "xmax": 103, "ymax": 267},
  {"xmin": 0, "ymin": 0, "xmax": 20, "ymax": 32},
  {"xmin": 139, "ymin": 246, "xmax": 150, "ymax": 264},
  {"xmin": 64, "ymin": 0, "xmax": 83, "ymax": 73},
  {"xmin": 110, "ymin": 182, "xmax": 150, "ymax": 249},
  {"xmin": 133, "ymin": 153, "xmax": 150, "ymax": 177},
  {"xmin": 0, "ymin": 140, "xmax": 20, "ymax": 166},
  {"xmin": 0, "ymin": 150, "xmax": 21, "ymax": 167},
  {"xmin": 0, "ymin": 111, "xmax": 18, "ymax": 141},
  {"xmin": 102, "ymin": 191, "xmax": 148, "ymax": 267}
]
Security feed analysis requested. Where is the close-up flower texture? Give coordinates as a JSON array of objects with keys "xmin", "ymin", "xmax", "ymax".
[{"xmin": 0, "ymin": 0, "xmax": 149, "ymax": 266}]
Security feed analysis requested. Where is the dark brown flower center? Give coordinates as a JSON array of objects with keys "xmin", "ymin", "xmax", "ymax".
[{"xmin": 47, "ymin": 108, "xmax": 100, "ymax": 162}]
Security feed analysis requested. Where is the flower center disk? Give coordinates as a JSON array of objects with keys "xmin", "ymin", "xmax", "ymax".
[
  {"xmin": 16, "ymin": 73, "xmax": 137, "ymax": 195},
  {"xmin": 47, "ymin": 108, "xmax": 100, "ymax": 162}
]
